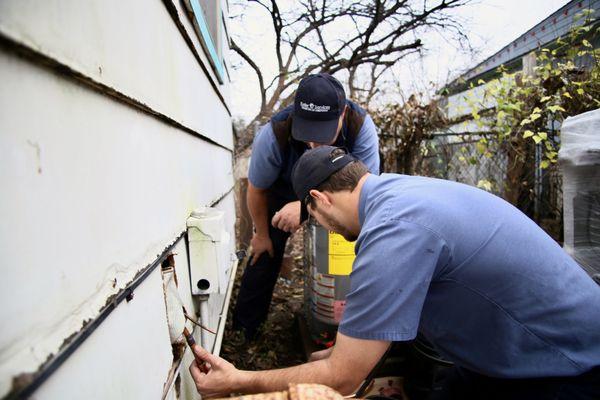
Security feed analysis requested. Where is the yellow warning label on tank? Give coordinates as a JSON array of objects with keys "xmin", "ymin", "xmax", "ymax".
[{"xmin": 328, "ymin": 231, "xmax": 355, "ymax": 275}]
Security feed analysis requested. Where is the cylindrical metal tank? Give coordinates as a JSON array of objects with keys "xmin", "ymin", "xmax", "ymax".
[{"xmin": 303, "ymin": 218, "xmax": 355, "ymax": 345}]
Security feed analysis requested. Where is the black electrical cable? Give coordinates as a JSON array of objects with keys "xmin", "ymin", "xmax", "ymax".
[{"xmin": 355, "ymin": 344, "xmax": 394, "ymax": 398}]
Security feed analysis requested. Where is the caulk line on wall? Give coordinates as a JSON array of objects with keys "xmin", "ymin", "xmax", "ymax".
[{"xmin": 209, "ymin": 186, "xmax": 235, "ymax": 208}]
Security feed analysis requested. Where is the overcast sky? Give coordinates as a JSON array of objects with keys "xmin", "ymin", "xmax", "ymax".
[{"xmin": 229, "ymin": 0, "xmax": 571, "ymax": 122}]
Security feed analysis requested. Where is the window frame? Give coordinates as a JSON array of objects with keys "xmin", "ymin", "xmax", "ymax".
[{"xmin": 189, "ymin": 0, "xmax": 225, "ymax": 84}]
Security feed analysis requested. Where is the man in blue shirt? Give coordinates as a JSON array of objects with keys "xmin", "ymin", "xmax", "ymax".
[
  {"xmin": 190, "ymin": 146, "xmax": 600, "ymax": 399},
  {"xmin": 233, "ymin": 74, "xmax": 380, "ymax": 340}
]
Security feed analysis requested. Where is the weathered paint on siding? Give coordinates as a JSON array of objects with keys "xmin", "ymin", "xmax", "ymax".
[{"xmin": 0, "ymin": 0, "xmax": 235, "ymax": 398}]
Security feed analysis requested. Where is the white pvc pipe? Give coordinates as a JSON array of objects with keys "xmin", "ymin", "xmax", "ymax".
[{"xmin": 199, "ymin": 296, "xmax": 210, "ymax": 348}]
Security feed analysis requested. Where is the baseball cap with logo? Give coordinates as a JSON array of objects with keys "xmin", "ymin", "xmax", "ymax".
[
  {"xmin": 292, "ymin": 73, "xmax": 346, "ymax": 144},
  {"xmin": 292, "ymin": 146, "xmax": 356, "ymax": 203}
]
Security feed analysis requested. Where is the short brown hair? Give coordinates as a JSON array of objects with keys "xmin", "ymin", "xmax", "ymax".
[{"xmin": 306, "ymin": 151, "xmax": 369, "ymax": 208}]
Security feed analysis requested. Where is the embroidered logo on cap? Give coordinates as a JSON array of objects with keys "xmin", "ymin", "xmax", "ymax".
[{"xmin": 300, "ymin": 102, "xmax": 331, "ymax": 113}]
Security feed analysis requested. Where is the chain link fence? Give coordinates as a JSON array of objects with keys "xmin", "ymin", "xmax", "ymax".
[{"xmin": 411, "ymin": 132, "xmax": 564, "ymax": 242}]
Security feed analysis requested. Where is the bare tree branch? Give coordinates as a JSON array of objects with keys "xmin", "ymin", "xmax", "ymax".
[
  {"xmin": 230, "ymin": 38, "xmax": 267, "ymax": 115},
  {"xmin": 231, "ymin": 0, "xmax": 473, "ymax": 153}
]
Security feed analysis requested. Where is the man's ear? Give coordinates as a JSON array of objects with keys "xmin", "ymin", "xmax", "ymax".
[{"xmin": 309, "ymin": 189, "xmax": 332, "ymax": 207}]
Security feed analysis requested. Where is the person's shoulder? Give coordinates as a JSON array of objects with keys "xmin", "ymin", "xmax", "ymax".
[
  {"xmin": 346, "ymin": 100, "xmax": 367, "ymax": 117},
  {"xmin": 363, "ymin": 175, "xmax": 441, "ymax": 222},
  {"xmin": 345, "ymin": 101, "xmax": 376, "ymax": 135},
  {"xmin": 270, "ymin": 104, "xmax": 295, "ymax": 123},
  {"xmin": 253, "ymin": 122, "xmax": 276, "ymax": 146},
  {"xmin": 361, "ymin": 175, "xmax": 403, "ymax": 221},
  {"xmin": 345, "ymin": 102, "xmax": 376, "ymax": 146},
  {"xmin": 366, "ymin": 174, "xmax": 405, "ymax": 196},
  {"xmin": 357, "ymin": 176, "xmax": 434, "ymax": 252}
]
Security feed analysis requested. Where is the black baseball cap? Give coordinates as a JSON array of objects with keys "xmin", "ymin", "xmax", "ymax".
[
  {"xmin": 292, "ymin": 73, "xmax": 346, "ymax": 144},
  {"xmin": 292, "ymin": 146, "xmax": 356, "ymax": 202}
]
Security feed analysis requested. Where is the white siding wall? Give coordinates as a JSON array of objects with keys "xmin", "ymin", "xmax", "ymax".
[{"xmin": 0, "ymin": 0, "xmax": 235, "ymax": 398}]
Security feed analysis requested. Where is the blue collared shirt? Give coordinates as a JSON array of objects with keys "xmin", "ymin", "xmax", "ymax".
[{"xmin": 339, "ymin": 173, "xmax": 600, "ymax": 378}]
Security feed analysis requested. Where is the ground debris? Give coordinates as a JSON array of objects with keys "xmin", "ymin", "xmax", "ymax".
[{"xmin": 221, "ymin": 228, "xmax": 306, "ymax": 370}]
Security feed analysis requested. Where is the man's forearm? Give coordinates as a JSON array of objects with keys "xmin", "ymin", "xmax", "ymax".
[
  {"xmin": 188, "ymin": 333, "xmax": 388, "ymax": 398},
  {"xmin": 235, "ymin": 358, "xmax": 355, "ymax": 395},
  {"xmin": 247, "ymin": 184, "xmax": 270, "ymax": 236}
]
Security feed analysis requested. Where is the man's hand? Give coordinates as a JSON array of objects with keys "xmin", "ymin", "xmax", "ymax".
[
  {"xmin": 249, "ymin": 233, "xmax": 274, "ymax": 266},
  {"xmin": 271, "ymin": 201, "xmax": 301, "ymax": 233},
  {"xmin": 189, "ymin": 344, "xmax": 241, "ymax": 398},
  {"xmin": 188, "ymin": 333, "xmax": 389, "ymax": 396},
  {"xmin": 308, "ymin": 347, "xmax": 334, "ymax": 362}
]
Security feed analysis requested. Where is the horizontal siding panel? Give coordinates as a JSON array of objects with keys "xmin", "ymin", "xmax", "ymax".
[
  {"xmin": 0, "ymin": 0, "xmax": 233, "ymax": 150},
  {"xmin": 0, "ymin": 47, "xmax": 233, "ymax": 397},
  {"xmin": 33, "ymin": 269, "xmax": 173, "ymax": 400}
]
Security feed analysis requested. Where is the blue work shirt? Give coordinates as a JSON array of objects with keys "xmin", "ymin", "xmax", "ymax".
[
  {"xmin": 339, "ymin": 173, "xmax": 600, "ymax": 378},
  {"xmin": 248, "ymin": 108, "xmax": 379, "ymax": 190}
]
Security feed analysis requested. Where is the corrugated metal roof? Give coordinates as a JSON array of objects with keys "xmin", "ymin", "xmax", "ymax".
[{"xmin": 450, "ymin": 0, "xmax": 599, "ymax": 85}]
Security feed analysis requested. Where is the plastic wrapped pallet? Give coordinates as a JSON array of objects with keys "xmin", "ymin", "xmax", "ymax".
[{"xmin": 559, "ymin": 108, "xmax": 600, "ymax": 281}]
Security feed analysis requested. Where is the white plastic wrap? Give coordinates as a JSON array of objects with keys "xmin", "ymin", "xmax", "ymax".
[{"xmin": 559, "ymin": 109, "xmax": 600, "ymax": 280}]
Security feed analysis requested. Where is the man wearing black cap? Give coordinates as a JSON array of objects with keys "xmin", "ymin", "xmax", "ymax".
[
  {"xmin": 232, "ymin": 73, "xmax": 380, "ymax": 340},
  {"xmin": 189, "ymin": 146, "xmax": 600, "ymax": 399}
]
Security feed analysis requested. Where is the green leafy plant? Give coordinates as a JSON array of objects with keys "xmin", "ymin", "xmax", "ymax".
[{"xmin": 462, "ymin": 9, "xmax": 599, "ymax": 209}]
